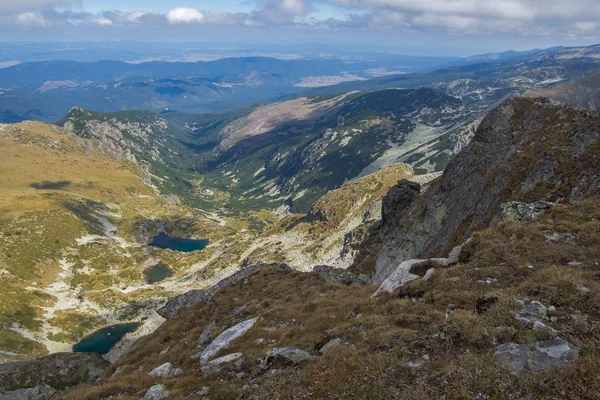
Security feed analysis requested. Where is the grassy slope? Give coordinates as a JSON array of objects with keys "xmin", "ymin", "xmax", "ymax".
[
  {"xmin": 66, "ymin": 199, "xmax": 600, "ymax": 399},
  {"xmin": 0, "ymin": 122, "xmax": 227, "ymax": 361}
]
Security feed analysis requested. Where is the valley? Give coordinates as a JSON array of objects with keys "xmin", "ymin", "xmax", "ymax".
[{"xmin": 1, "ymin": 39, "xmax": 600, "ymax": 400}]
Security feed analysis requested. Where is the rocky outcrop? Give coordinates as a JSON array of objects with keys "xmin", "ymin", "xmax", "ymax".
[
  {"xmin": 157, "ymin": 290, "xmax": 207, "ymax": 319},
  {"xmin": 493, "ymin": 338, "xmax": 580, "ymax": 374},
  {"xmin": 158, "ymin": 263, "xmax": 291, "ymax": 319},
  {"xmin": 313, "ymin": 265, "xmax": 370, "ymax": 286},
  {"xmin": 492, "ymin": 201, "xmax": 554, "ymax": 224},
  {"xmin": 200, "ymin": 317, "xmax": 259, "ymax": 364},
  {"xmin": 0, "ymin": 353, "xmax": 109, "ymax": 393},
  {"xmin": 372, "ymin": 240, "xmax": 469, "ymax": 296},
  {"xmin": 359, "ymin": 97, "xmax": 600, "ymax": 282},
  {"xmin": 0, "ymin": 383, "xmax": 56, "ymax": 400}
]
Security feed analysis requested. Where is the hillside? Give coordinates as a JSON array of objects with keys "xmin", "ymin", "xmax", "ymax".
[
  {"xmin": 0, "ymin": 121, "xmax": 231, "ymax": 363},
  {"xmin": 60, "ymin": 88, "xmax": 471, "ymax": 214},
  {"xmin": 0, "ymin": 118, "xmax": 447, "ymax": 367},
  {"xmin": 528, "ymin": 71, "xmax": 600, "ymax": 111},
  {"xmin": 49, "ymin": 93, "xmax": 600, "ymax": 400}
]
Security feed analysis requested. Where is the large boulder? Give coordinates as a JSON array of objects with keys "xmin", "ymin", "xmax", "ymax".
[
  {"xmin": 263, "ymin": 347, "xmax": 316, "ymax": 367},
  {"xmin": 493, "ymin": 337, "xmax": 580, "ymax": 374},
  {"xmin": 0, "ymin": 352, "xmax": 109, "ymax": 393},
  {"xmin": 148, "ymin": 362, "xmax": 182, "ymax": 377},
  {"xmin": 200, "ymin": 317, "xmax": 259, "ymax": 364},
  {"xmin": 142, "ymin": 384, "xmax": 170, "ymax": 400}
]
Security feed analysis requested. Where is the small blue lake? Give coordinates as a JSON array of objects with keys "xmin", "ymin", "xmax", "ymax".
[
  {"xmin": 145, "ymin": 263, "xmax": 174, "ymax": 284},
  {"xmin": 72, "ymin": 323, "xmax": 140, "ymax": 355},
  {"xmin": 149, "ymin": 232, "xmax": 209, "ymax": 253}
]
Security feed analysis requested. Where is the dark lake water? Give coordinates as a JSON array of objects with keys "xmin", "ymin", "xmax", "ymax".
[
  {"xmin": 149, "ymin": 232, "xmax": 209, "ymax": 252},
  {"xmin": 146, "ymin": 263, "xmax": 174, "ymax": 284},
  {"xmin": 72, "ymin": 323, "xmax": 140, "ymax": 355}
]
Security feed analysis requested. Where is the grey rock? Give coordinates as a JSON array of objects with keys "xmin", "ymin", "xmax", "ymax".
[
  {"xmin": 207, "ymin": 353, "xmax": 243, "ymax": 366},
  {"xmin": 515, "ymin": 298, "xmax": 549, "ymax": 328},
  {"xmin": 496, "ymin": 201, "xmax": 553, "ymax": 223},
  {"xmin": 200, "ymin": 317, "xmax": 259, "ymax": 364},
  {"xmin": 0, "ymin": 352, "xmax": 109, "ymax": 392},
  {"xmin": 157, "ymin": 290, "xmax": 207, "ymax": 319},
  {"xmin": 313, "ymin": 265, "xmax": 369, "ymax": 286},
  {"xmin": 148, "ymin": 362, "xmax": 182, "ymax": 377},
  {"xmin": 372, "ymin": 241, "xmax": 467, "ymax": 296},
  {"xmin": 402, "ymin": 357, "xmax": 429, "ymax": 369},
  {"xmin": 263, "ymin": 347, "xmax": 316, "ymax": 367},
  {"xmin": 493, "ymin": 338, "xmax": 580, "ymax": 374},
  {"xmin": 570, "ymin": 261, "xmax": 584, "ymax": 267},
  {"xmin": 198, "ymin": 321, "xmax": 216, "ymax": 348},
  {"xmin": 576, "ymin": 284, "xmax": 590, "ymax": 294},
  {"xmin": 143, "ymin": 384, "xmax": 170, "ymax": 400},
  {"xmin": 200, "ymin": 364, "xmax": 221, "ymax": 375},
  {"xmin": 0, "ymin": 383, "xmax": 56, "ymax": 400},
  {"xmin": 540, "ymin": 230, "xmax": 575, "ymax": 243},
  {"xmin": 159, "ymin": 346, "xmax": 170, "ymax": 356},
  {"xmin": 319, "ymin": 338, "xmax": 342, "ymax": 354}
]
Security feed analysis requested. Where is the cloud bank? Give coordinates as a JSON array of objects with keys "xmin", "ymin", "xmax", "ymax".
[{"xmin": 3, "ymin": 0, "xmax": 600, "ymax": 39}]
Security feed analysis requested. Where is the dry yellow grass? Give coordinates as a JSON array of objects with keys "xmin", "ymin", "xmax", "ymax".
[{"xmin": 0, "ymin": 122, "xmax": 151, "ymax": 218}]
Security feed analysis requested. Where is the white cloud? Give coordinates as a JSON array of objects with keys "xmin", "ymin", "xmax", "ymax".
[
  {"xmin": 1, "ymin": 0, "xmax": 599, "ymax": 39},
  {"xmin": 16, "ymin": 12, "xmax": 48, "ymax": 27},
  {"xmin": 166, "ymin": 7, "xmax": 205, "ymax": 24},
  {"xmin": 92, "ymin": 17, "xmax": 113, "ymax": 26},
  {"xmin": 121, "ymin": 11, "xmax": 146, "ymax": 25}
]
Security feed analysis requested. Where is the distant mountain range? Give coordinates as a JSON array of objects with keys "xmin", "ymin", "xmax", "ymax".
[
  {"xmin": 59, "ymin": 88, "xmax": 470, "ymax": 214},
  {"xmin": 2, "ymin": 44, "xmax": 600, "ymax": 123}
]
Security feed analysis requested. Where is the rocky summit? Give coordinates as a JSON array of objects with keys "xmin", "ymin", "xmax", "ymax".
[{"xmin": 1, "ymin": 46, "xmax": 600, "ymax": 399}]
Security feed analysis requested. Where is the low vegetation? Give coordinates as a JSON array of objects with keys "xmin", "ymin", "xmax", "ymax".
[{"xmin": 67, "ymin": 198, "xmax": 600, "ymax": 399}]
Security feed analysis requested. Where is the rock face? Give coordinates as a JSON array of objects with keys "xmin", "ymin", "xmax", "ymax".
[
  {"xmin": 0, "ymin": 383, "xmax": 56, "ymax": 400},
  {"xmin": 357, "ymin": 97, "xmax": 600, "ymax": 282},
  {"xmin": 200, "ymin": 317, "xmax": 259, "ymax": 364},
  {"xmin": 0, "ymin": 352, "xmax": 109, "ymax": 393},
  {"xmin": 157, "ymin": 290, "xmax": 207, "ymax": 319},
  {"xmin": 158, "ymin": 263, "xmax": 291, "ymax": 319},
  {"xmin": 493, "ymin": 338, "xmax": 580, "ymax": 374}
]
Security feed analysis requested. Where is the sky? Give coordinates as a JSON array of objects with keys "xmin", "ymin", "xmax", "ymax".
[{"xmin": 1, "ymin": 0, "xmax": 600, "ymax": 56}]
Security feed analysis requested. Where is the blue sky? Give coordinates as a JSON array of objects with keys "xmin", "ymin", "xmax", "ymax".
[{"xmin": 1, "ymin": 1, "xmax": 599, "ymax": 55}]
